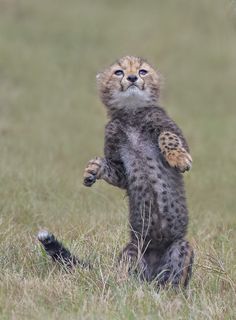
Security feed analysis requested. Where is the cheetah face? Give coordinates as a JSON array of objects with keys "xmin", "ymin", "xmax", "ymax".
[{"xmin": 97, "ymin": 56, "xmax": 160, "ymax": 111}]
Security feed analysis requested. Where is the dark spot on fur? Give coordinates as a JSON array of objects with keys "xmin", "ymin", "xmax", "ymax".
[
  {"xmin": 144, "ymin": 187, "xmax": 150, "ymax": 193},
  {"xmin": 153, "ymin": 191, "xmax": 158, "ymax": 198},
  {"xmin": 109, "ymin": 145, "xmax": 116, "ymax": 151},
  {"xmin": 149, "ymin": 128, "xmax": 155, "ymax": 134},
  {"xmin": 163, "ymin": 205, "xmax": 168, "ymax": 212},
  {"xmin": 130, "ymin": 176, "xmax": 137, "ymax": 183}
]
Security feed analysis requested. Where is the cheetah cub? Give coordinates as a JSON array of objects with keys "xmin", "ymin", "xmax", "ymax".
[{"xmin": 38, "ymin": 56, "xmax": 193, "ymax": 288}]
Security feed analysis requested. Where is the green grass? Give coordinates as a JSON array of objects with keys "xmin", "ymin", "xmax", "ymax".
[{"xmin": 0, "ymin": 0, "xmax": 236, "ymax": 319}]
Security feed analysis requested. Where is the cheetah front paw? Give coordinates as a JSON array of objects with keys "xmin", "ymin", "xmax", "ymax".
[
  {"xmin": 83, "ymin": 157, "xmax": 104, "ymax": 187},
  {"xmin": 165, "ymin": 148, "xmax": 192, "ymax": 172}
]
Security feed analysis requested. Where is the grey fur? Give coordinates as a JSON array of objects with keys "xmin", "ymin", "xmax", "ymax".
[
  {"xmin": 84, "ymin": 105, "xmax": 194, "ymax": 287},
  {"xmin": 38, "ymin": 56, "xmax": 194, "ymax": 288}
]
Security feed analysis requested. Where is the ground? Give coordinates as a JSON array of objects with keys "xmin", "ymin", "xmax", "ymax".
[{"xmin": 0, "ymin": 0, "xmax": 235, "ymax": 319}]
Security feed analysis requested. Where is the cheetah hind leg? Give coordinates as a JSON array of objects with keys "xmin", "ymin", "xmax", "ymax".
[
  {"xmin": 150, "ymin": 239, "xmax": 194, "ymax": 288},
  {"xmin": 37, "ymin": 230, "xmax": 90, "ymax": 269},
  {"xmin": 117, "ymin": 242, "xmax": 149, "ymax": 281}
]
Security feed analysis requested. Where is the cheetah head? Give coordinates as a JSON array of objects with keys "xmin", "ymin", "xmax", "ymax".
[{"xmin": 96, "ymin": 56, "xmax": 160, "ymax": 112}]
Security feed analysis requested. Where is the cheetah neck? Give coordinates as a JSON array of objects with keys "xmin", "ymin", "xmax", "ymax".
[{"xmin": 107, "ymin": 86, "xmax": 157, "ymax": 112}]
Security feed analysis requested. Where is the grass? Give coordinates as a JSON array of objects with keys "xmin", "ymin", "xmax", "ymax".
[{"xmin": 0, "ymin": 0, "xmax": 236, "ymax": 318}]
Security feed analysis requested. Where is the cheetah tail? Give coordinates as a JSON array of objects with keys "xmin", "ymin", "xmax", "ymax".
[{"xmin": 37, "ymin": 230, "xmax": 90, "ymax": 269}]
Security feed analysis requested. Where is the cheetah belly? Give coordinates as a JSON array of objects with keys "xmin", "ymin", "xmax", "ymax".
[{"xmin": 120, "ymin": 129, "xmax": 188, "ymax": 243}]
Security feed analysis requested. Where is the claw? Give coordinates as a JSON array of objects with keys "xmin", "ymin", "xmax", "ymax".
[
  {"xmin": 179, "ymin": 158, "xmax": 192, "ymax": 173},
  {"xmin": 83, "ymin": 175, "xmax": 96, "ymax": 187}
]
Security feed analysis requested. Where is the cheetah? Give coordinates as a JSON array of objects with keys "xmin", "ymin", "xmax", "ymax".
[{"xmin": 38, "ymin": 56, "xmax": 194, "ymax": 288}]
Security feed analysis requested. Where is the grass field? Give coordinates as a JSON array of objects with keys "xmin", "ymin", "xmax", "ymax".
[{"xmin": 0, "ymin": 0, "xmax": 236, "ymax": 319}]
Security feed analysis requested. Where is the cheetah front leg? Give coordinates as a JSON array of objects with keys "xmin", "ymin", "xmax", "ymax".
[
  {"xmin": 83, "ymin": 157, "xmax": 127, "ymax": 188},
  {"xmin": 158, "ymin": 131, "xmax": 192, "ymax": 172},
  {"xmin": 83, "ymin": 157, "xmax": 104, "ymax": 187}
]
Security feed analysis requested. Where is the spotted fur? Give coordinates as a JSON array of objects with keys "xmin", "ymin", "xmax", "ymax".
[
  {"xmin": 158, "ymin": 131, "xmax": 192, "ymax": 172},
  {"xmin": 38, "ymin": 56, "xmax": 194, "ymax": 288}
]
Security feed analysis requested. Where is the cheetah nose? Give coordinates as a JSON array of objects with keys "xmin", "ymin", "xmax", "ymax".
[{"xmin": 127, "ymin": 75, "xmax": 138, "ymax": 83}]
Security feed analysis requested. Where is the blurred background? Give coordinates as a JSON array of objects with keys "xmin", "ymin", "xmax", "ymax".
[
  {"xmin": 0, "ymin": 0, "xmax": 235, "ymax": 318},
  {"xmin": 0, "ymin": 0, "xmax": 235, "ymax": 228}
]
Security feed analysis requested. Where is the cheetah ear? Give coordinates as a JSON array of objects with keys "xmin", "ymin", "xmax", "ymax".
[{"xmin": 96, "ymin": 73, "xmax": 101, "ymax": 80}]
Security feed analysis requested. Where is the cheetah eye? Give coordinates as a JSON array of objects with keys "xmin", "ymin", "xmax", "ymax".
[
  {"xmin": 139, "ymin": 69, "xmax": 148, "ymax": 76},
  {"xmin": 114, "ymin": 70, "xmax": 124, "ymax": 76}
]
